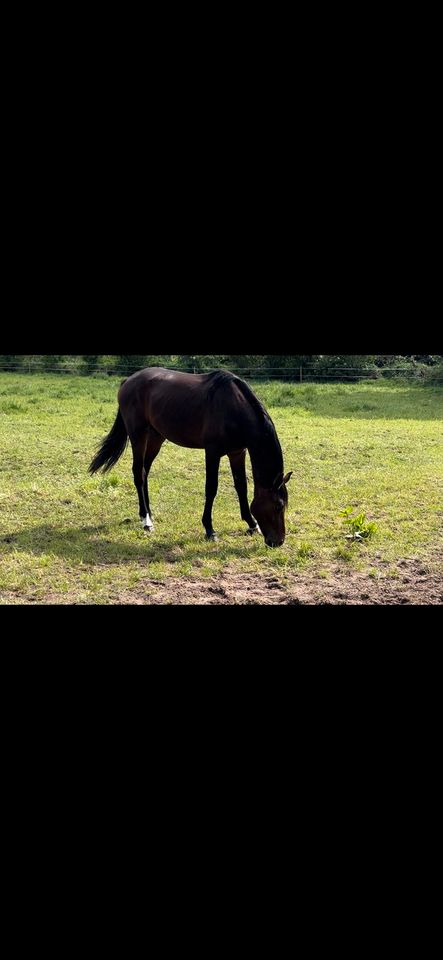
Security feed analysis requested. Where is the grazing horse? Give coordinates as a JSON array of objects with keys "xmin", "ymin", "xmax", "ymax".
[{"xmin": 89, "ymin": 368, "xmax": 292, "ymax": 547}]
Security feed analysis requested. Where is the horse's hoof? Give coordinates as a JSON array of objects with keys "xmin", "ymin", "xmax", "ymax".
[
  {"xmin": 206, "ymin": 533, "xmax": 219, "ymax": 542},
  {"xmin": 246, "ymin": 525, "xmax": 259, "ymax": 536}
]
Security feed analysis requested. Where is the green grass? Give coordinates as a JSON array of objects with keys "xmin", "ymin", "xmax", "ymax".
[{"xmin": 0, "ymin": 374, "xmax": 442, "ymax": 603}]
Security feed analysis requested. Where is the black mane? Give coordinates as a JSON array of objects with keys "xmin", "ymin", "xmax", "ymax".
[
  {"xmin": 206, "ymin": 370, "xmax": 266, "ymax": 417},
  {"xmin": 206, "ymin": 369, "xmax": 237, "ymax": 396}
]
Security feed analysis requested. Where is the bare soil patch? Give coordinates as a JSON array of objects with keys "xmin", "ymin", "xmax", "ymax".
[
  {"xmin": 2, "ymin": 558, "xmax": 441, "ymax": 605},
  {"xmin": 129, "ymin": 560, "xmax": 441, "ymax": 605}
]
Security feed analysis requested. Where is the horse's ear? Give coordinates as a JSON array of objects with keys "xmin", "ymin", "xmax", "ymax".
[
  {"xmin": 283, "ymin": 472, "xmax": 293, "ymax": 485},
  {"xmin": 273, "ymin": 473, "xmax": 284, "ymax": 489}
]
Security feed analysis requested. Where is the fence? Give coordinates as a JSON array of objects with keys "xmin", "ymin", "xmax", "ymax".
[{"xmin": 0, "ymin": 359, "xmax": 441, "ymax": 382}]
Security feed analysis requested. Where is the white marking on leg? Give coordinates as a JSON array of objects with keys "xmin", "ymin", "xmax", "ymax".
[{"xmin": 141, "ymin": 515, "xmax": 153, "ymax": 530}]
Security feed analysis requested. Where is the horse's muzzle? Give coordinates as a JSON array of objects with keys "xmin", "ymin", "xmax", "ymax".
[{"xmin": 265, "ymin": 538, "xmax": 284, "ymax": 548}]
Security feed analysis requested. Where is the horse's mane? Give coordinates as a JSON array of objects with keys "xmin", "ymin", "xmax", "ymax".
[
  {"xmin": 206, "ymin": 369, "xmax": 237, "ymax": 394},
  {"xmin": 206, "ymin": 370, "xmax": 278, "ymax": 438}
]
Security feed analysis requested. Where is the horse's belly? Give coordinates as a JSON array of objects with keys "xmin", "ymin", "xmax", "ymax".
[
  {"xmin": 166, "ymin": 434, "xmax": 204, "ymax": 449},
  {"xmin": 148, "ymin": 398, "xmax": 232, "ymax": 450},
  {"xmin": 150, "ymin": 418, "xmax": 205, "ymax": 449}
]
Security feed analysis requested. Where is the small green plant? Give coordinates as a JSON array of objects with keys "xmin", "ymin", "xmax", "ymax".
[
  {"xmin": 99, "ymin": 475, "xmax": 120, "ymax": 491},
  {"xmin": 297, "ymin": 541, "xmax": 314, "ymax": 560},
  {"xmin": 339, "ymin": 507, "xmax": 377, "ymax": 542},
  {"xmin": 335, "ymin": 545, "xmax": 354, "ymax": 561}
]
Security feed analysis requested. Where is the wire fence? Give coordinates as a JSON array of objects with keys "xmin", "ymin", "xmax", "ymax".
[{"xmin": 0, "ymin": 359, "xmax": 442, "ymax": 382}]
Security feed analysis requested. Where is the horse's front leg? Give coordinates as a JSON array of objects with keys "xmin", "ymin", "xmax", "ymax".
[
  {"xmin": 202, "ymin": 448, "xmax": 221, "ymax": 541},
  {"xmin": 228, "ymin": 449, "xmax": 259, "ymax": 535}
]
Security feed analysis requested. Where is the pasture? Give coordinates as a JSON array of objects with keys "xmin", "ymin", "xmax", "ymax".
[{"xmin": 0, "ymin": 373, "xmax": 442, "ymax": 604}]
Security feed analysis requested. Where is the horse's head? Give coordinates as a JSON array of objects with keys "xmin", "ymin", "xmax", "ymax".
[{"xmin": 251, "ymin": 472, "xmax": 293, "ymax": 548}]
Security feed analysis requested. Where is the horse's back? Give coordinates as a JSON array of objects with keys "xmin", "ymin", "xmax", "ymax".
[{"xmin": 118, "ymin": 367, "xmax": 232, "ymax": 448}]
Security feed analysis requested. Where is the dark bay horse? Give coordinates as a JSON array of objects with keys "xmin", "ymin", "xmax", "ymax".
[{"xmin": 89, "ymin": 368, "xmax": 292, "ymax": 547}]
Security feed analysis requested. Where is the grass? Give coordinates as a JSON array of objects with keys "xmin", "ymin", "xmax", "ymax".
[{"xmin": 0, "ymin": 374, "xmax": 442, "ymax": 603}]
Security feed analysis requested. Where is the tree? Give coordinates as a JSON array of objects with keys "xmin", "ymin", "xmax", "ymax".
[
  {"xmin": 117, "ymin": 356, "xmax": 148, "ymax": 375},
  {"xmin": 0, "ymin": 355, "xmax": 23, "ymax": 370},
  {"xmin": 41, "ymin": 355, "xmax": 65, "ymax": 371},
  {"xmin": 82, "ymin": 355, "xmax": 100, "ymax": 373}
]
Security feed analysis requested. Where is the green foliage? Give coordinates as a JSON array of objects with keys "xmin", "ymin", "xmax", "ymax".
[
  {"xmin": 424, "ymin": 362, "xmax": 443, "ymax": 383},
  {"xmin": 0, "ymin": 355, "xmax": 24, "ymax": 370},
  {"xmin": 41, "ymin": 355, "xmax": 65, "ymax": 371},
  {"xmin": 116, "ymin": 356, "xmax": 147, "ymax": 375},
  {"xmin": 339, "ymin": 507, "xmax": 378, "ymax": 541},
  {"xmin": 82, "ymin": 355, "xmax": 100, "ymax": 373},
  {"xmin": 0, "ymin": 355, "xmax": 441, "ymax": 383}
]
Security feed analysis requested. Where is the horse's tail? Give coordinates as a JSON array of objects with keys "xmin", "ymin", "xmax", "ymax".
[{"xmin": 88, "ymin": 409, "xmax": 128, "ymax": 475}]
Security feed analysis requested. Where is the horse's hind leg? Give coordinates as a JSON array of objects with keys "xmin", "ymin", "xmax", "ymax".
[
  {"xmin": 130, "ymin": 433, "xmax": 150, "ymax": 529},
  {"xmin": 228, "ymin": 449, "xmax": 259, "ymax": 535},
  {"xmin": 202, "ymin": 447, "xmax": 221, "ymax": 541},
  {"xmin": 142, "ymin": 429, "xmax": 165, "ymax": 530}
]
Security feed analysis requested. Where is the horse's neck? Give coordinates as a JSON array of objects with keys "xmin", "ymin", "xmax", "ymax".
[{"xmin": 247, "ymin": 416, "xmax": 283, "ymax": 490}]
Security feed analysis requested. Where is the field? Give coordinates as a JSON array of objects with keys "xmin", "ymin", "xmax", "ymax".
[{"xmin": 0, "ymin": 374, "xmax": 442, "ymax": 604}]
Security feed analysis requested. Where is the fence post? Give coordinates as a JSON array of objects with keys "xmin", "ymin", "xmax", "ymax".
[{"xmin": 300, "ymin": 366, "xmax": 303, "ymax": 383}]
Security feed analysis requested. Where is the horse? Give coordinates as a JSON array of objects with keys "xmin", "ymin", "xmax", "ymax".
[{"xmin": 89, "ymin": 368, "xmax": 292, "ymax": 547}]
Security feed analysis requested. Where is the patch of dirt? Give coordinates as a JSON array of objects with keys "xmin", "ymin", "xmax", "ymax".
[
  {"xmin": 2, "ymin": 558, "xmax": 441, "ymax": 605},
  {"xmin": 126, "ymin": 558, "xmax": 442, "ymax": 605}
]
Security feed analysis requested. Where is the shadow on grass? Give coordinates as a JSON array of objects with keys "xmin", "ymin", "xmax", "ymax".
[{"xmin": 0, "ymin": 523, "xmax": 264, "ymax": 567}]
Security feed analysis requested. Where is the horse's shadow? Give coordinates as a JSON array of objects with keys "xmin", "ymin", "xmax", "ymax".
[{"xmin": 1, "ymin": 522, "xmax": 261, "ymax": 566}]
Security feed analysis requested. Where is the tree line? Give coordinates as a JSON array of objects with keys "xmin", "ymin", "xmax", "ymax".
[{"xmin": 0, "ymin": 355, "xmax": 441, "ymax": 379}]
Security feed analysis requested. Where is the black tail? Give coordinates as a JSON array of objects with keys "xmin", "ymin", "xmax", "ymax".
[{"xmin": 89, "ymin": 409, "xmax": 128, "ymax": 475}]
